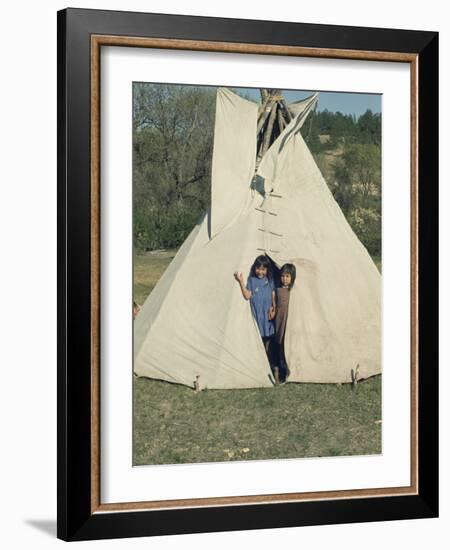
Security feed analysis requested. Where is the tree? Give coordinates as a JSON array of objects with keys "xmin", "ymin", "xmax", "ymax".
[
  {"xmin": 329, "ymin": 142, "xmax": 381, "ymax": 256},
  {"xmin": 357, "ymin": 109, "xmax": 381, "ymax": 145},
  {"xmin": 133, "ymin": 84, "xmax": 216, "ymax": 250},
  {"xmin": 342, "ymin": 143, "xmax": 381, "ymax": 208}
]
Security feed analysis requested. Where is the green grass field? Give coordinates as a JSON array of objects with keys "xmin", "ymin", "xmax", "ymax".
[
  {"xmin": 133, "ymin": 251, "xmax": 382, "ymax": 466},
  {"xmin": 134, "ymin": 249, "xmax": 177, "ymax": 305}
]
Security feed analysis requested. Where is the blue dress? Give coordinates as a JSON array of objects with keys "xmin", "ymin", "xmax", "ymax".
[{"xmin": 246, "ymin": 276, "xmax": 275, "ymax": 337}]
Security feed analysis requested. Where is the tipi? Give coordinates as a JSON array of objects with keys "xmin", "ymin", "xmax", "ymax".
[{"xmin": 134, "ymin": 88, "xmax": 381, "ymax": 389}]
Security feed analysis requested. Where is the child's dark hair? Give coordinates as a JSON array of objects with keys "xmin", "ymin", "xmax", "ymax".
[
  {"xmin": 280, "ymin": 263, "xmax": 296, "ymax": 289},
  {"xmin": 250, "ymin": 255, "xmax": 273, "ymax": 281}
]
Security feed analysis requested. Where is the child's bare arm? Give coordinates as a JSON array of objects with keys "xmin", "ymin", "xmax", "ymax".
[{"xmin": 234, "ymin": 271, "xmax": 252, "ymax": 300}]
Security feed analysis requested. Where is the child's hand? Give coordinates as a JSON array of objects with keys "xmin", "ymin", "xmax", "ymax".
[
  {"xmin": 268, "ymin": 306, "xmax": 276, "ymax": 320},
  {"xmin": 234, "ymin": 271, "xmax": 244, "ymax": 283}
]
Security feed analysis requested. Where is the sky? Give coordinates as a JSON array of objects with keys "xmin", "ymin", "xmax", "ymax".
[{"xmin": 234, "ymin": 87, "xmax": 381, "ymax": 118}]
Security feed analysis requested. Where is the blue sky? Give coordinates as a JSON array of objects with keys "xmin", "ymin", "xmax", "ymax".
[{"xmin": 234, "ymin": 87, "xmax": 381, "ymax": 118}]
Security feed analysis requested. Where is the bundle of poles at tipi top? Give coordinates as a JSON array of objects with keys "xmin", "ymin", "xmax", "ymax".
[{"xmin": 256, "ymin": 88, "xmax": 318, "ymax": 167}]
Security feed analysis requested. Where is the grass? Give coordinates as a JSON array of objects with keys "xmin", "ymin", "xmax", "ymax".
[
  {"xmin": 133, "ymin": 376, "xmax": 381, "ymax": 466},
  {"xmin": 133, "ymin": 251, "xmax": 382, "ymax": 466},
  {"xmin": 134, "ymin": 249, "xmax": 176, "ymax": 305}
]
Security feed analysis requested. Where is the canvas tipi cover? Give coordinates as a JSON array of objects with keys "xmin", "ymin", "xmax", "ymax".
[{"xmin": 134, "ymin": 88, "xmax": 381, "ymax": 389}]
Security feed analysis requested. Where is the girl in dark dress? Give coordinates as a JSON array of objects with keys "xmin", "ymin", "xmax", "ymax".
[{"xmin": 273, "ymin": 263, "xmax": 296, "ymax": 383}]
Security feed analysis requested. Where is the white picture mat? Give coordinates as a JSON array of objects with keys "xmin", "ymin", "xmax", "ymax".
[{"xmin": 101, "ymin": 46, "xmax": 411, "ymax": 505}]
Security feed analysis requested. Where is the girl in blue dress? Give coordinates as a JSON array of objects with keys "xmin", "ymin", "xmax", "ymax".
[{"xmin": 234, "ymin": 255, "xmax": 276, "ymax": 378}]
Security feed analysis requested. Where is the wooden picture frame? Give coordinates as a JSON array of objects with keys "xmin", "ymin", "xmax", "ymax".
[{"xmin": 57, "ymin": 8, "xmax": 438, "ymax": 541}]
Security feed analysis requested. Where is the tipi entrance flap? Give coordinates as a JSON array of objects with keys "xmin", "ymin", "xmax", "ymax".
[
  {"xmin": 210, "ymin": 88, "xmax": 258, "ymax": 238},
  {"xmin": 283, "ymin": 257, "xmax": 335, "ymax": 383},
  {"xmin": 134, "ymin": 209, "xmax": 275, "ymax": 389}
]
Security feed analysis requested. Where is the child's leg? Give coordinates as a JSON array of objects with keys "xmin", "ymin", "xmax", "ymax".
[
  {"xmin": 263, "ymin": 337, "xmax": 279, "ymax": 384},
  {"xmin": 280, "ymin": 340, "xmax": 290, "ymax": 381},
  {"xmin": 268, "ymin": 338, "xmax": 280, "ymax": 384},
  {"xmin": 263, "ymin": 337, "xmax": 271, "ymax": 355}
]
